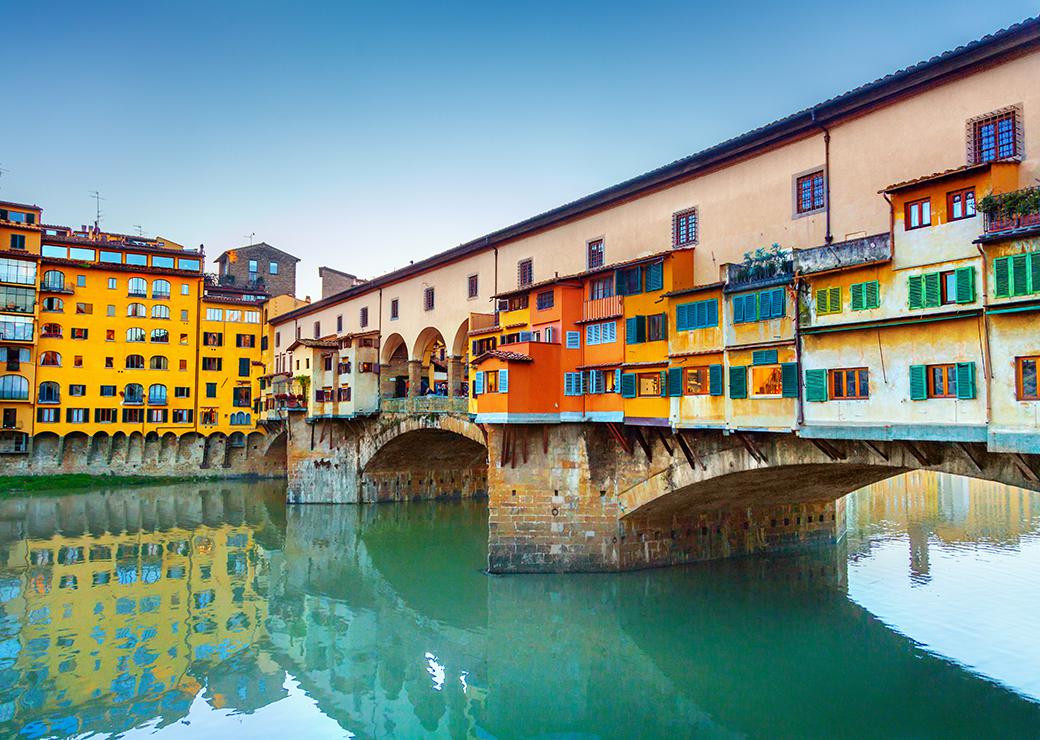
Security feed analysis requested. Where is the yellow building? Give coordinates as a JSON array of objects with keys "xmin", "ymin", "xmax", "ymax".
[{"xmin": 198, "ymin": 287, "xmax": 264, "ymax": 434}]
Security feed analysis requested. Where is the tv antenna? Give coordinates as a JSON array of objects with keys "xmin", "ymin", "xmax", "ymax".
[
  {"xmin": 0, "ymin": 165, "xmax": 8, "ymax": 190},
  {"xmin": 89, "ymin": 190, "xmax": 106, "ymax": 227},
  {"xmin": 133, "ymin": 224, "xmax": 144, "ymax": 236},
  {"xmin": 244, "ymin": 231, "xmax": 256, "ymax": 245}
]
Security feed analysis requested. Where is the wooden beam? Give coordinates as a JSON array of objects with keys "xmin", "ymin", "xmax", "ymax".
[
  {"xmin": 735, "ymin": 432, "xmax": 766, "ymax": 464},
  {"xmin": 655, "ymin": 427, "xmax": 673, "ymax": 456},
  {"xmin": 632, "ymin": 426, "xmax": 653, "ymax": 462},
  {"xmin": 1011, "ymin": 453, "xmax": 1039, "ymax": 482},
  {"xmin": 955, "ymin": 441, "xmax": 982, "ymax": 473},
  {"xmin": 605, "ymin": 422, "xmax": 633, "ymax": 455},
  {"xmin": 809, "ymin": 437, "xmax": 840, "ymax": 461},
  {"xmin": 863, "ymin": 440, "xmax": 889, "ymax": 462},
  {"xmin": 542, "ymin": 425, "xmax": 549, "ymax": 455},
  {"xmin": 500, "ymin": 427, "xmax": 510, "ymax": 466},
  {"xmin": 901, "ymin": 440, "xmax": 930, "ymax": 466},
  {"xmin": 675, "ymin": 430, "xmax": 706, "ymax": 471},
  {"xmin": 521, "ymin": 429, "xmax": 528, "ymax": 464}
]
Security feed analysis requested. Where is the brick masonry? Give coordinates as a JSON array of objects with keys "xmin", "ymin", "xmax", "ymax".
[{"xmin": 218, "ymin": 243, "xmax": 298, "ymax": 297}]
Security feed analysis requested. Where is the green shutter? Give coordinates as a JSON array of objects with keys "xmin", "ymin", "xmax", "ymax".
[
  {"xmin": 659, "ymin": 370, "xmax": 668, "ymax": 397},
  {"xmin": 667, "ymin": 367, "xmax": 683, "ymax": 397},
  {"xmin": 923, "ymin": 272, "xmax": 941, "ymax": 308},
  {"xmin": 1011, "ymin": 254, "xmax": 1029, "ymax": 296},
  {"xmin": 676, "ymin": 303, "xmax": 692, "ymax": 331},
  {"xmin": 781, "ymin": 362, "xmax": 799, "ymax": 398},
  {"xmin": 865, "ymin": 280, "xmax": 880, "ymax": 309},
  {"xmin": 1031, "ymin": 253, "xmax": 1040, "ymax": 296},
  {"xmin": 956, "ymin": 362, "xmax": 976, "ymax": 400},
  {"xmin": 954, "ymin": 266, "xmax": 976, "ymax": 304},
  {"xmin": 620, "ymin": 373, "xmax": 637, "ymax": 398},
  {"xmin": 804, "ymin": 369, "xmax": 828, "ymax": 402},
  {"xmin": 708, "ymin": 364, "xmax": 723, "ymax": 396},
  {"xmin": 645, "ymin": 261, "xmax": 664, "ymax": 292},
  {"xmin": 625, "ymin": 317, "xmax": 639, "ymax": 345},
  {"xmin": 850, "ymin": 282, "xmax": 865, "ymax": 311},
  {"xmin": 816, "ymin": 288, "xmax": 830, "ymax": 315},
  {"xmin": 728, "ymin": 366, "xmax": 747, "ymax": 399},
  {"xmin": 752, "ymin": 349, "xmax": 778, "ymax": 365},
  {"xmin": 909, "ymin": 365, "xmax": 927, "ymax": 401},
  {"xmin": 908, "ymin": 274, "xmax": 923, "ymax": 309},
  {"xmin": 993, "ymin": 257, "xmax": 1011, "ymax": 298},
  {"xmin": 733, "ymin": 295, "xmax": 747, "ymax": 323}
]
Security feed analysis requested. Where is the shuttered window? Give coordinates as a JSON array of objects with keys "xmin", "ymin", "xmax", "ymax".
[
  {"xmin": 805, "ymin": 369, "xmax": 828, "ymax": 402},
  {"xmin": 708, "ymin": 364, "xmax": 723, "ymax": 396},
  {"xmin": 498, "ymin": 369, "xmax": 509, "ymax": 394},
  {"xmin": 734, "ymin": 288, "xmax": 785, "ymax": 323},
  {"xmin": 667, "ymin": 367, "xmax": 683, "ymax": 397},
  {"xmin": 676, "ymin": 299, "xmax": 718, "ymax": 330},
  {"xmin": 645, "ymin": 261, "xmax": 664, "ymax": 292},
  {"xmin": 625, "ymin": 316, "xmax": 647, "ymax": 344},
  {"xmin": 816, "ymin": 287, "xmax": 842, "ymax": 315},
  {"xmin": 910, "ymin": 362, "xmax": 976, "ymax": 400},
  {"xmin": 564, "ymin": 371, "xmax": 585, "ymax": 396},
  {"xmin": 850, "ymin": 281, "xmax": 880, "ymax": 311},
  {"xmin": 993, "ymin": 252, "xmax": 1040, "ymax": 298},
  {"xmin": 566, "ymin": 331, "xmax": 581, "ymax": 349},
  {"xmin": 473, "ymin": 371, "xmax": 485, "ymax": 395},
  {"xmin": 616, "ymin": 267, "xmax": 643, "ymax": 296},
  {"xmin": 909, "ymin": 268, "xmax": 975, "ymax": 308},
  {"xmin": 620, "ymin": 372, "xmax": 637, "ymax": 398},
  {"xmin": 752, "ymin": 349, "xmax": 778, "ymax": 365},
  {"xmin": 585, "ymin": 321, "xmax": 617, "ymax": 345},
  {"xmin": 728, "ymin": 366, "xmax": 747, "ymax": 399}
]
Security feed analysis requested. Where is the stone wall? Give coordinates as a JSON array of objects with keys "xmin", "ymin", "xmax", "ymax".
[{"xmin": 0, "ymin": 430, "xmax": 286, "ymax": 479}]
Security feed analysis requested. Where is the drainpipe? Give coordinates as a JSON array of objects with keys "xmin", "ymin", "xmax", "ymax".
[
  {"xmin": 882, "ymin": 193, "xmax": 896, "ymax": 257},
  {"xmin": 811, "ymin": 109, "xmax": 833, "ymax": 244},
  {"xmin": 793, "ymin": 276, "xmax": 805, "ymax": 428},
  {"xmin": 976, "ymin": 243, "xmax": 993, "ymax": 425}
]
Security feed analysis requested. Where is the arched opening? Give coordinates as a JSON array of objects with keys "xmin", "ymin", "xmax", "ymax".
[
  {"xmin": 412, "ymin": 327, "xmax": 448, "ymax": 397},
  {"xmin": 361, "ymin": 428, "xmax": 488, "ymax": 503},
  {"xmin": 380, "ymin": 333, "xmax": 409, "ymax": 399},
  {"xmin": 450, "ymin": 319, "xmax": 470, "ymax": 397}
]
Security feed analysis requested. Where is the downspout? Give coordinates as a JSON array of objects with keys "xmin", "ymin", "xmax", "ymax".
[
  {"xmin": 793, "ymin": 276, "xmax": 805, "ymax": 428},
  {"xmin": 377, "ymin": 287, "xmax": 383, "ymax": 412},
  {"xmin": 976, "ymin": 243, "xmax": 993, "ymax": 425},
  {"xmin": 811, "ymin": 109, "xmax": 833, "ymax": 244}
]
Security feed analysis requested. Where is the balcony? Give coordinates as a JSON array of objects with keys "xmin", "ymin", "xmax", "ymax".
[
  {"xmin": 469, "ymin": 312, "xmax": 499, "ymax": 333},
  {"xmin": 582, "ymin": 294, "xmax": 623, "ymax": 323},
  {"xmin": 794, "ymin": 233, "xmax": 891, "ymax": 275},
  {"xmin": 982, "ymin": 187, "xmax": 1040, "ymax": 235},
  {"xmin": 726, "ymin": 247, "xmax": 794, "ymax": 291}
]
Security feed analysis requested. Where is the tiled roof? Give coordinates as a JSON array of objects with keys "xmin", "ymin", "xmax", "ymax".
[
  {"xmin": 272, "ymin": 16, "xmax": 1040, "ymax": 326},
  {"xmin": 0, "ymin": 200, "xmax": 41, "ymax": 211},
  {"xmin": 287, "ymin": 338, "xmax": 340, "ymax": 351},
  {"xmin": 472, "ymin": 350, "xmax": 533, "ymax": 365},
  {"xmin": 880, "ymin": 161, "xmax": 1005, "ymax": 193}
]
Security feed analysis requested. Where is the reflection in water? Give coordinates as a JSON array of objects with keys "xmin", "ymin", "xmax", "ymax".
[{"xmin": 0, "ymin": 473, "xmax": 1037, "ymax": 738}]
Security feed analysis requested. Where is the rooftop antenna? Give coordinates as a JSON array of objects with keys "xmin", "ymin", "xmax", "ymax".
[
  {"xmin": 0, "ymin": 165, "xmax": 8, "ymax": 190},
  {"xmin": 244, "ymin": 232, "xmax": 256, "ymax": 245},
  {"xmin": 133, "ymin": 224, "xmax": 144, "ymax": 236},
  {"xmin": 89, "ymin": 190, "xmax": 106, "ymax": 228}
]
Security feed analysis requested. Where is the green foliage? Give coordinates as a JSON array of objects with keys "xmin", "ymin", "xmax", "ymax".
[
  {"xmin": 977, "ymin": 187, "xmax": 1040, "ymax": 218},
  {"xmin": 294, "ymin": 373, "xmax": 311, "ymax": 399}
]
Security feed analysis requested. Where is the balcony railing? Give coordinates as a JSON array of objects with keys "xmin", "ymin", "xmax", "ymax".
[
  {"xmin": 582, "ymin": 294, "xmax": 623, "ymax": 322},
  {"xmin": 983, "ymin": 188, "xmax": 1040, "ymax": 234},
  {"xmin": 382, "ymin": 395, "xmax": 469, "ymax": 414},
  {"xmin": 794, "ymin": 233, "xmax": 891, "ymax": 276}
]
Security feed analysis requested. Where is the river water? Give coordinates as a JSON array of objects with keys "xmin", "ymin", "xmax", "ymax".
[{"xmin": 0, "ymin": 472, "xmax": 1038, "ymax": 739}]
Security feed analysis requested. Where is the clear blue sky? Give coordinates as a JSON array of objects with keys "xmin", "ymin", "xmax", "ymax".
[{"xmin": 2, "ymin": 1, "xmax": 1035, "ymax": 299}]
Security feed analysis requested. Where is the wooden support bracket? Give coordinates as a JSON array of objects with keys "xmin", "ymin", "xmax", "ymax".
[
  {"xmin": 521, "ymin": 429, "xmax": 528, "ymax": 464},
  {"xmin": 674, "ymin": 430, "xmax": 706, "ymax": 471},
  {"xmin": 632, "ymin": 426, "xmax": 653, "ymax": 462},
  {"xmin": 1010, "ymin": 453, "xmax": 1039, "ymax": 482},
  {"xmin": 605, "ymin": 422, "xmax": 633, "ymax": 455},
  {"xmin": 863, "ymin": 440, "xmax": 889, "ymax": 462},
  {"xmin": 955, "ymin": 441, "xmax": 982, "ymax": 473},
  {"xmin": 809, "ymin": 437, "xmax": 840, "ymax": 461},
  {"xmin": 901, "ymin": 440, "xmax": 931, "ymax": 467},
  {"xmin": 735, "ymin": 432, "xmax": 766, "ymax": 464},
  {"xmin": 542, "ymin": 425, "xmax": 549, "ymax": 455},
  {"xmin": 655, "ymin": 428, "xmax": 674, "ymax": 456}
]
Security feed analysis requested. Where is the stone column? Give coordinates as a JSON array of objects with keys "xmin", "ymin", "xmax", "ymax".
[
  {"xmin": 407, "ymin": 359, "xmax": 422, "ymax": 398},
  {"xmin": 446, "ymin": 355, "xmax": 464, "ymax": 396}
]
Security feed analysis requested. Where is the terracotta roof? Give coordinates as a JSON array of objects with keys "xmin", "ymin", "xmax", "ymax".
[
  {"xmin": 286, "ymin": 338, "xmax": 340, "ymax": 351},
  {"xmin": 272, "ymin": 16, "xmax": 1040, "ymax": 326},
  {"xmin": 664, "ymin": 281, "xmax": 725, "ymax": 298},
  {"xmin": 880, "ymin": 161, "xmax": 1006, "ymax": 193},
  {"xmin": 0, "ymin": 200, "xmax": 41, "ymax": 212},
  {"xmin": 472, "ymin": 349, "xmax": 533, "ymax": 365}
]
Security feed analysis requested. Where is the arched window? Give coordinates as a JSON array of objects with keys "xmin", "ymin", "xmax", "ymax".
[
  {"xmin": 127, "ymin": 303, "xmax": 146, "ymax": 318},
  {"xmin": 125, "ymin": 354, "xmax": 144, "ymax": 369},
  {"xmin": 151, "ymin": 279, "xmax": 171, "ymax": 299},
  {"xmin": 39, "ymin": 351, "xmax": 61, "ymax": 367},
  {"xmin": 230, "ymin": 411, "xmax": 251, "ymax": 426},
  {"xmin": 128, "ymin": 277, "xmax": 147, "ymax": 297},
  {"xmin": 41, "ymin": 323, "xmax": 62, "ymax": 338},
  {"xmin": 148, "ymin": 384, "xmax": 167, "ymax": 405},
  {"xmin": 42, "ymin": 270, "xmax": 65, "ymax": 291},
  {"xmin": 123, "ymin": 383, "xmax": 143, "ymax": 404},
  {"xmin": 126, "ymin": 327, "xmax": 145, "ymax": 342},
  {"xmin": 0, "ymin": 375, "xmax": 29, "ymax": 401},
  {"xmin": 41, "ymin": 297, "xmax": 63, "ymax": 312},
  {"xmin": 149, "ymin": 355, "xmax": 168, "ymax": 370},
  {"xmin": 151, "ymin": 304, "xmax": 170, "ymax": 320},
  {"xmin": 37, "ymin": 381, "xmax": 60, "ymax": 404},
  {"xmin": 150, "ymin": 328, "xmax": 169, "ymax": 343}
]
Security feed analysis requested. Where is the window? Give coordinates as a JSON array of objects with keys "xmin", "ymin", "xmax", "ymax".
[
  {"xmin": 206, "ymin": 382, "xmax": 217, "ymax": 398},
  {"xmin": 245, "ymin": 310, "xmax": 259, "ymax": 324},
  {"xmin": 147, "ymin": 409, "xmax": 168, "ymax": 423},
  {"xmin": 675, "ymin": 299, "xmax": 718, "ymax": 330},
  {"xmin": 100, "ymin": 385, "xmax": 117, "ymax": 397},
  {"xmin": 816, "ymin": 287, "xmax": 842, "ymax": 315},
  {"xmin": 360, "ymin": 307, "xmax": 368, "ymax": 327},
  {"xmin": 227, "ymin": 310, "xmax": 243, "ymax": 323},
  {"xmin": 238, "ymin": 358, "xmax": 250, "ymax": 377},
  {"xmin": 647, "ymin": 313, "xmax": 667, "ymax": 342},
  {"xmin": 42, "ymin": 297, "xmax": 64, "ymax": 313},
  {"xmin": 124, "ymin": 383, "xmax": 144, "ymax": 404},
  {"xmin": 232, "ymin": 386, "xmax": 252, "ymax": 407},
  {"xmin": 203, "ymin": 332, "xmax": 223, "ymax": 347},
  {"xmin": 248, "ymin": 259, "xmax": 258, "ymax": 274},
  {"xmin": 733, "ymin": 288, "xmax": 785, "ymax": 323},
  {"xmin": 0, "ymin": 285, "xmax": 34, "ymax": 314},
  {"xmin": 42, "ymin": 270, "xmax": 65, "ymax": 291},
  {"xmin": 95, "ymin": 408, "xmax": 116, "ymax": 424},
  {"xmin": 468, "ymin": 274, "xmax": 479, "ymax": 299},
  {"xmin": 587, "ymin": 239, "xmax": 604, "ymax": 269},
  {"xmin": 909, "ymin": 267, "xmax": 975, "ymax": 308},
  {"xmin": 149, "ymin": 355, "xmax": 168, "ymax": 370},
  {"xmin": 0, "ymin": 375, "xmax": 29, "ymax": 401},
  {"xmin": 422, "ymin": 287, "xmax": 434, "ymax": 312},
  {"xmin": 69, "ymin": 384, "xmax": 85, "ymax": 397},
  {"xmin": 108, "ymin": 277, "xmax": 117, "ymax": 290},
  {"xmin": 517, "ymin": 258, "xmax": 533, "ymax": 288},
  {"xmin": 181, "ymin": 283, "xmax": 191, "ymax": 296},
  {"xmin": 589, "ymin": 276, "xmax": 613, "ymax": 300},
  {"xmin": 536, "ymin": 290, "xmax": 554, "ymax": 310},
  {"xmin": 38, "ymin": 381, "xmax": 60, "ymax": 403},
  {"xmin": 684, "ymin": 367, "xmax": 709, "ymax": 395},
  {"xmin": 127, "ymin": 303, "xmax": 146, "ymax": 318},
  {"xmin": 150, "ymin": 329, "xmax": 169, "ymax": 343},
  {"xmin": 74, "ymin": 301, "xmax": 93, "ymax": 315},
  {"xmin": 71, "ymin": 327, "xmax": 88, "ymax": 340},
  {"xmin": 76, "ymin": 275, "xmax": 85, "ymax": 287},
  {"xmin": 1017, "ymin": 356, "xmax": 1039, "ymax": 400},
  {"xmin": 202, "ymin": 357, "xmax": 222, "ymax": 371},
  {"xmin": 173, "ymin": 409, "xmax": 193, "ymax": 424},
  {"xmin": 73, "ymin": 355, "xmax": 83, "ymax": 368},
  {"xmin": 850, "ymin": 281, "xmax": 880, "ymax": 311},
  {"xmin": 105, "ymin": 357, "xmax": 114, "ymax": 368},
  {"xmin": 750, "ymin": 365, "xmax": 784, "ymax": 398},
  {"xmin": 37, "ymin": 408, "xmax": 59, "ymax": 423},
  {"xmin": 151, "ymin": 280, "xmax": 171, "ymax": 299},
  {"xmin": 390, "ymin": 299, "xmax": 399, "ymax": 320},
  {"xmin": 830, "ymin": 368, "xmax": 869, "ymax": 399},
  {"xmin": 970, "ymin": 108, "xmax": 1019, "ymax": 164},
  {"xmin": 616, "ymin": 267, "xmax": 642, "ymax": 296},
  {"xmin": 905, "ymin": 198, "xmax": 931, "ymax": 230},
  {"xmin": 39, "ymin": 351, "xmax": 61, "ymax": 367},
  {"xmin": 566, "ymin": 331, "xmax": 581, "ymax": 349},
  {"xmin": 126, "ymin": 354, "xmax": 145, "ymax": 369},
  {"xmin": 151, "ymin": 305, "xmax": 170, "ymax": 319},
  {"xmin": 40, "ymin": 322, "xmax": 61, "ymax": 338},
  {"xmin": 148, "ymin": 384, "xmax": 167, "ymax": 405},
  {"xmin": 0, "ymin": 347, "xmax": 28, "ymax": 371},
  {"xmin": 66, "ymin": 408, "xmax": 88, "ymax": 424},
  {"xmin": 585, "ymin": 321, "xmax": 616, "ymax": 346},
  {"xmin": 637, "ymin": 372, "xmax": 662, "ymax": 397},
  {"xmin": 927, "ymin": 364, "xmax": 957, "ymax": 398},
  {"xmin": 107, "ymin": 305, "xmax": 116, "ymax": 317},
  {"xmin": 563, "ymin": 371, "xmax": 584, "ymax": 396},
  {"xmin": 123, "ymin": 408, "xmax": 143, "ymax": 423},
  {"xmin": 673, "ymin": 208, "xmax": 698, "ymax": 246},
  {"xmin": 313, "ymin": 320, "xmax": 321, "ymax": 338},
  {"xmin": 9, "ymin": 234, "xmax": 25, "ymax": 250},
  {"xmin": 206, "ymin": 308, "xmax": 223, "ymax": 321},
  {"xmin": 236, "ymin": 334, "xmax": 255, "ymax": 348},
  {"xmin": 128, "ymin": 277, "xmax": 147, "ymax": 297},
  {"xmin": 175, "ymin": 384, "xmax": 189, "ymax": 397},
  {"xmin": 269, "ymin": 261, "xmax": 278, "ymax": 275},
  {"xmin": 181, "ymin": 310, "xmax": 189, "ymax": 321},
  {"xmin": 795, "ymin": 170, "xmax": 825, "ymax": 214},
  {"xmin": 0, "ymin": 259, "xmax": 35, "ymax": 286},
  {"xmin": 947, "ymin": 188, "xmax": 976, "ymax": 221}
]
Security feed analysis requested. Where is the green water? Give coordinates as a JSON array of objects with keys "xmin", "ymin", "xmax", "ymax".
[{"xmin": 0, "ymin": 474, "xmax": 1038, "ymax": 738}]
